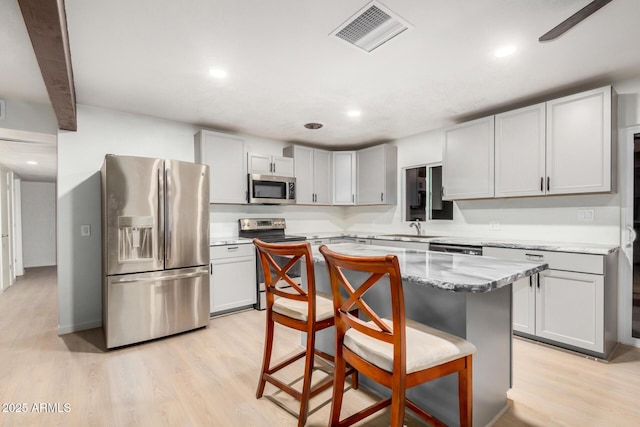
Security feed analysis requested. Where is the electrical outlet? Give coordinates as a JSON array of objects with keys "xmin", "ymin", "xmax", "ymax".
[
  {"xmin": 578, "ymin": 209, "xmax": 595, "ymax": 222},
  {"xmin": 80, "ymin": 225, "xmax": 91, "ymax": 236},
  {"xmin": 489, "ymin": 221, "xmax": 501, "ymax": 231}
]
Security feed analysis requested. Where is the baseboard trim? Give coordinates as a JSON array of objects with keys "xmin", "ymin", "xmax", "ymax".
[{"xmin": 57, "ymin": 319, "xmax": 102, "ymax": 335}]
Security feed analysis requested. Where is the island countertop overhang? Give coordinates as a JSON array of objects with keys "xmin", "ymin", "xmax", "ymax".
[{"xmin": 311, "ymin": 243, "xmax": 549, "ymax": 293}]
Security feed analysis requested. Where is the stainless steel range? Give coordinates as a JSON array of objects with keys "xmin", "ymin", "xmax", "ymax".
[{"xmin": 238, "ymin": 218, "xmax": 306, "ymax": 310}]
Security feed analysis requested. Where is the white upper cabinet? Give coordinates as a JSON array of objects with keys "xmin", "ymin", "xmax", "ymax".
[
  {"xmin": 332, "ymin": 151, "xmax": 356, "ymax": 205},
  {"xmin": 495, "ymin": 103, "xmax": 546, "ymax": 197},
  {"xmin": 248, "ymin": 153, "xmax": 294, "ymax": 177},
  {"xmin": 546, "ymin": 86, "xmax": 612, "ymax": 195},
  {"xmin": 194, "ymin": 130, "xmax": 246, "ymax": 204},
  {"xmin": 283, "ymin": 145, "xmax": 332, "ymax": 204},
  {"xmin": 443, "ymin": 116, "xmax": 495, "ymax": 200},
  {"xmin": 356, "ymin": 144, "xmax": 397, "ymax": 205}
]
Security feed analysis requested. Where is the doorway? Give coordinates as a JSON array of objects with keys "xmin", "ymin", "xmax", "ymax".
[
  {"xmin": 621, "ymin": 126, "xmax": 640, "ymax": 347},
  {"xmin": 632, "ymin": 133, "xmax": 640, "ymax": 338}
]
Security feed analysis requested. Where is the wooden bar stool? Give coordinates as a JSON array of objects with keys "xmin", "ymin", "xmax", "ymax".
[
  {"xmin": 319, "ymin": 245, "xmax": 476, "ymax": 427},
  {"xmin": 253, "ymin": 239, "xmax": 357, "ymax": 426}
]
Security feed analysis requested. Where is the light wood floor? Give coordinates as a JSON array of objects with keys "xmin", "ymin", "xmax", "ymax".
[{"xmin": 1, "ymin": 267, "xmax": 640, "ymax": 426}]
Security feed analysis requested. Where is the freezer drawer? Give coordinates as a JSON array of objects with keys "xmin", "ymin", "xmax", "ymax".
[{"xmin": 105, "ymin": 266, "xmax": 209, "ymax": 348}]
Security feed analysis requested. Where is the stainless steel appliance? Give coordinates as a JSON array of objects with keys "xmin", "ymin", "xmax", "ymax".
[
  {"xmin": 248, "ymin": 174, "xmax": 296, "ymax": 204},
  {"xmin": 429, "ymin": 242, "xmax": 483, "ymax": 256},
  {"xmin": 238, "ymin": 218, "xmax": 306, "ymax": 310},
  {"xmin": 101, "ymin": 155, "xmax": 210, "ymax": 348}
]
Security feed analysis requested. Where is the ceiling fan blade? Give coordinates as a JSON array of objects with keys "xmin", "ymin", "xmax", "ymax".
[{"xmin": 539, "ymin": 0, "xmax": 613, "ymax": 42}]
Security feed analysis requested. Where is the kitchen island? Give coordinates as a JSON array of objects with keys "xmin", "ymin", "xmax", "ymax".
[{"xmin": 307, "ymin": 243, "xmax": 548, "ymax": 427}]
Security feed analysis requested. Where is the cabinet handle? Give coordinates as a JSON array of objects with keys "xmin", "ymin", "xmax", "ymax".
[
  {"xmin": 547, "ymin": 176, "xmax": 550, "ymax": 192},
  {"xmin": 525, "ymin": 253, "xmax": 544, "ymax": 260},
  {"xmin": 227, "ymin": 246, "xmax": 239, "ymax": 251},
  {"xmin": 273, "ymin": 162, "xmax": 276, "ymax": 173},
  {"xmin": 380, "ymin": 192, "xmax": 384, "ymax": 202},
  {"xmin": 352, "ymin": 194, "xmax": 355, "ymax": 203},
  {"xmin": 536, "ymin": 274, "xmax": 540, "ymax": 289},
  {"xmin": 529, "ymin": 275, "xmax": 532, "ymax": 287},
  {"xmin": 441, "ymin": 186, "xmax": 445, "ymax": 198},
  {"xmin": 210, "ymin": 263, "xmax": 212, "ymax": 275},
  {"xmin": 540, "ymin": 177, "xmax": 543, "ymax": 192}
]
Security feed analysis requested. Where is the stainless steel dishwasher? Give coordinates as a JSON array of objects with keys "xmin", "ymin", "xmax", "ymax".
[{"xmin": 428, "ymin": 242, "xmax": 483, "ymax": 256}]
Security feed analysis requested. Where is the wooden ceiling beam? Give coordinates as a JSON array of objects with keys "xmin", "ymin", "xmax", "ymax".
[{"xmin": 18, "ymin": 0, "xmax": 77, "ymax": 131}]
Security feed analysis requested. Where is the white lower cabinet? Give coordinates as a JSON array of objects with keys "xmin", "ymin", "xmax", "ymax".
[
  {"xmin": 483, "ymin": 246, "xmax": 617, "ymax": 358},
  {"xmin": 511, "ymin": 276, "xmax": 536, "ymax": 335},
  {"xmin": 536, "ymin": 270, "xmax": 604, "ymax": 352},
  {"xmin": 210, "ymin": 244, "xmax": 256, "ymax": 315}
]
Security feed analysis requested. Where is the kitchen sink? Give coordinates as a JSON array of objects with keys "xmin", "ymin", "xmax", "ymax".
[{"xmin": 381, "ymin": 234, "xmax": 441, "ymax": 239}]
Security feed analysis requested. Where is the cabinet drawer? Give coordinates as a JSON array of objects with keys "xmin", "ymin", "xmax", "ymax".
[
  {"xmin": 211, "ymin": 243, "xmax": 255, "ymax": 260},
  {"xmin": 483, "ymin": 247, "xmax": 603, "ymax": 275}
]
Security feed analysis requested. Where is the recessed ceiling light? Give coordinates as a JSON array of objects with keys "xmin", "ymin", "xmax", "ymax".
[
  {"xmin": 494, "ymin": 45, "xmax": 516, "ymax": 58},
  {"xmin": 347, "ymin": 110, "xmax": 361, "ymax": 117},
  {"xmin": 304, "ymin": 123, "xmax": 323, "ymax": 130},
  {"xmin": 26, "ymin": 160, "xmax": 38, "ymax": 165},
  {"xmin": 209, "ymin": 68, "xmax": 227, "ymax": 78}
]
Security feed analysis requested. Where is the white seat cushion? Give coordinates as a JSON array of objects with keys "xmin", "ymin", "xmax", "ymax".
[
  {"xmin": 272, "ymin": 293, "xmax": 335, "ymax": 322},
  {"xmin": 344, "ymin": 318, "xmax": 476, "ymax": 374}
]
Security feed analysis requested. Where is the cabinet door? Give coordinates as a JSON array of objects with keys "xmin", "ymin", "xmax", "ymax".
[
  {"xmin": 211, "ymin": 256, "xmax": 257, "ymax": 314},
  {"xmin": 313, "ymin": 149, "xmax": 332, "ymax": 204},
  {"xmin": 247, "ymin": 153, "xmax": 273, "ymax": 175},
  {"xmin": 443, "ymin": 116, "xmax": 495, "ymax": 200},
  {"xmin": 333, "ymin": 151, "xmax": 356, "ymax": 205},
  {"xmin": 546, "ymin": 86, "xmax": 611, "ymax": 195},
  {"xmin": 512, "ymin": 275, "xmax": 536, "ymax": 334},
  {"xmin": 357, "ymin": 145, "xmax": 385, "ymax": 204},
  {"xmin": 495, "ymin": 103, "xmax": 546, "ymax": 197},
  {"xmin": 194, "ymin": 131, "xmax": 246, "ymax": 204},
  {"xmin": 536, "ymin": 270, "xmax": 604, "ymax": 352},
  {"xmin": 289, "ymin": 146, "xmax": 314, "ymax": 204},
  {"xmin": 273, "ymin": 156, "xmax": 294, "ymax": 177}
]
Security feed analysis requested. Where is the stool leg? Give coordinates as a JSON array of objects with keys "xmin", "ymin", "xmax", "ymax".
[
  {"xmin": 297, "ymin": 331, "xmax": 315, "ymax": 427},
  {"xmin": 256, "ymin": 313, "xmax": 275, "ymax": 399},
  {"xmin": 389, "ymin": 374, "xmax": 406, "ymax": 427},
  {"xmin": 459, "ymin": 355, "xmax": 473, "ymax": 427},
  {"xmin": 329, "ymin": 342, "xmax": 347, "ymax": 426}
]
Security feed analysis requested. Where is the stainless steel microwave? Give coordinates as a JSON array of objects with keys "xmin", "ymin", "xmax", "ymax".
[{"xmin": 248, "ymin": 174, "xmax": 296, "ymax": 204}]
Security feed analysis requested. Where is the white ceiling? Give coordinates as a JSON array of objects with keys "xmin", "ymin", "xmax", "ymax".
[{"xmin": 2, "ymin": 0, "xmax": 640, "ymax": 180}]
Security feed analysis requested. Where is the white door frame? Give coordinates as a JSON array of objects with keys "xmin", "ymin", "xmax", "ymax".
[
  {"xmin": 619, "ymin": 124, "xmax": 640, "ymax": 347},
  {"xmin": 13, "ymin": 177, "xmax": 23, "ymax": 277}
]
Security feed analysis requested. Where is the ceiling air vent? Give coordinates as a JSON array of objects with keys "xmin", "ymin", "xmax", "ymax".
[{"xmin": 331, "ymin": 1, "xmax": 413, "ymax": 53}]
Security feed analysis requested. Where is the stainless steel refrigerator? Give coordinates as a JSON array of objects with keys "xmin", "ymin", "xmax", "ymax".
[{"xmin": 101, "ymin": 155, "xmax": 210, "ymax": 348}]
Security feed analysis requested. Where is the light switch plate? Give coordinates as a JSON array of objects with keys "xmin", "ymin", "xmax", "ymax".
[
  {"xmin": 489, "ymin": 221, "xmax": 501, "ymax": 231},
  {"xmin": 80, "ymin": 225, "xmax": 91, "ymax": 236}
]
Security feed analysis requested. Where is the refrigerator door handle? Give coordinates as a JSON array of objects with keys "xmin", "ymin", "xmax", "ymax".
[
  {"xmin": 157, "ymin": 166, "xmax": 164, "ymax": 263},
  {"xmin": 111, "ymin": 270, "xmax": 208, "ymax": 284},
  {"xmin": 165, "ymin": 167, "xmax": 171, "ymax": 262}
]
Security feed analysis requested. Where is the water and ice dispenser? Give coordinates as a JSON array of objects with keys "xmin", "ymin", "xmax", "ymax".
[{"xmin": 118, "ymin": 216, "xmax": 154, "ymax": 262}]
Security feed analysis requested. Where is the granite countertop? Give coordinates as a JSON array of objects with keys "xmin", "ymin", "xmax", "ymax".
[
  {"xmin": 311, "ymin": 243, "xmax": 548, "ymax": 293},
  {"xmin": 372, "ymin": 235, "xmax": 618, "ymax": 255},
  {"xmin": 209, "ymin": 237, "xmax": 253, "ymax": 246}
]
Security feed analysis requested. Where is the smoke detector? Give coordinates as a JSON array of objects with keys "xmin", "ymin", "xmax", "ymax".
[{"xmin": 330, "ymin": 1, "xmax": 413, "ymax": 53}]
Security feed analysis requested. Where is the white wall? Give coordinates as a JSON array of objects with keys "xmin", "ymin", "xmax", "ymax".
[
  {"xmin": 0, "ymin": 97, "xmax": 57, "ymax": 134},
  {"xmin": 21, "ymin": 182, "xmax": 56, "ymax": 267}
]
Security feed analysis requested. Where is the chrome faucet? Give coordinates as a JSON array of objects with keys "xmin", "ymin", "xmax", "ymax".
[{"xmin": 409, "ymin": 219, "xmax": 422, "ymax": 235}]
